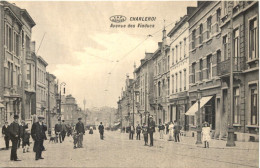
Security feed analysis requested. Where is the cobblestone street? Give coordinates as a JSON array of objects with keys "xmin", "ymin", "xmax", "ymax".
[{"xmin": 0, "ymin": 131, "xmax": 258, "ymax": 168}]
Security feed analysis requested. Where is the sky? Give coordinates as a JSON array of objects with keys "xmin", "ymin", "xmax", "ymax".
[{"xmin": 13, "ymin": 1, "xmax": 197, "ymax": 108}]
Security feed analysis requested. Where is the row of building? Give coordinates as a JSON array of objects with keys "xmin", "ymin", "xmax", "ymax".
[
  {"xmin": 0, "ymin": 2, "xmax": 85, "ymax": 133},
  {"xmin": 117, "ymin": 1, "xmax": 259, "ymax": 141}
]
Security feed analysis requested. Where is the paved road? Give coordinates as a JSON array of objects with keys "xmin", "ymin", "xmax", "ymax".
[{"xmin": 0, "ymin": 130, "xmax": 258, "ymax": 168}]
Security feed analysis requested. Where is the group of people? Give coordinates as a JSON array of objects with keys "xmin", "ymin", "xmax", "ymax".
[
  {"xmin": 127, "ymin": 117, "xmax": 211, "ymax": 148},
  {"xmin": 128, "ymin": 116, "xmax": 156, "ymax": 147}
]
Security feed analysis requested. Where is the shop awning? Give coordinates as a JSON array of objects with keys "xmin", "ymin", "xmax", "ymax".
[
  {"xmin": 185, "ymin": 96, "xmax": 213, "ymax": 116},
  {"xmin": 114, "ymin": 122, "xmax": 121, "ymax": 126},
  {"xmin": 0, "ymin": 103, "xmax": 5, "ymax": 108}
]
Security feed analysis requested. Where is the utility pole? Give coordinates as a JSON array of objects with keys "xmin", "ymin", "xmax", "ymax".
[
  {"xmin": 83, "ymin": 98, "xmax": 86, "ymax": 125},
  {"xmin": 226, "ymin": 1, "xmax": 236, "ymax": 147}
]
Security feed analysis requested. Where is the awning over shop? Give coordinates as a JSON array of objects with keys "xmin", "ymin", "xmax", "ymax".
[
  {"xmin": 0, "ymin": 103, "xmax": 5, "ymax": 108},
  {"xmin": 114, "ymin": 122, "xmax": 121, "ymax": 126},
  {"xmin": 185, "ymin": 96, "xmax": 213, "ymax": 116}
]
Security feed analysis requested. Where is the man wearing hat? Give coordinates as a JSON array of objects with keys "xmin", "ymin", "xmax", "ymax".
[
  {"xmin": 2, "ymin": 121, "xmax": 10, "ymax": 150},
  {"xmin": 148, "ymin": 115, "xmax": 155, "ymax": 147},
  {"xmin": 31, "ymin": 115, "xmax": 47, "ymax": 160},
  {"xmin": 75, "ymin": 117, "xmax": 85, "ymax": 148},
  {"xmin": 9, "ymin": 114, "xmax": 21, "ymax": 161},
  {"xmin": 61, "ymin": 120, "xmax": 67, "ymax": 141},
  {"xmin": 55, "ymin": 119, "xmax": 62, "ymax": 143}
]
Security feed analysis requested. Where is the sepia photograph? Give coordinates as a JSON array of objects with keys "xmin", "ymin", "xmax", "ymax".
[{"xmin": 0, "ymin": 0, "xmax": 259, "ymax": 167}]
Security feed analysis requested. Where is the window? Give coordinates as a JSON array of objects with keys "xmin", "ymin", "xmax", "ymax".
[
  {"xmin": 192, "ymin": 30, "xmax": 196, "ymax": 49},
  {"xmin": 199, "ymin": 24, "xmax": 203, "ymax": 44},
  {"xmin": 27, "ymin": 64, "xmax": 31, "ymax": 85},
  {"xmin": 233, "ymin": 87, "xmax": 240, "ymax": 124},
  {"xmin": 216, "ymin": 9, "xmax": 221, "ymax": 32},
  {"xmin": 207, "ymin": 55, "xmax": 212, "ymax": 79},
  {"xmin": 199, "ymin": 59, "xmax": 203, "ymax": 80},
  {"xmin": 180, "ymin": 42, "xmax": 182, "ymax": 60},
  {"xmin": 175, "ymin": 73, "xmax": 178, "ymax": 93},
  {"xmin": 234, "ymin": 29, "xmax": 239, "ymax": 65},
  {"xmin": 184, "ymin": 38, "xmax": 186, "ymax": 57},
  {"xmin": 167, "ymin": 56, "xmax": 170, "ymax": 70},
  {"xmin": 223, "ymin": 1, "xmax": 228, "ymax": 16},
  {"xmin": 167, "ymin": 78, "xmax": 170, "ymax": 95},
  {"xmin": 181, "ymin": 70, "xmax": 185, "ymax": 91},
  {"xmin": 158, "ymin": 82, "xmax": 161, "ymax": 96},
  {"xmin": 176, "ymin": 45, "xmax": 178, "ymax": 62},
  {"xmin": 207, "ymin": 17, "xmax": 212, "ymax": 39},
  {"xmin": 191, "ymin": 63, "xmax": 196, "ymax": 83},
  {"xmin": 249, "ymin": 18, "xmax": 258, "ymax": 60},
  {"xmin": 217, "ymin": 50, "xmax": 221, "ymax": 64},
  {"xmin": 172, "ymin": 75, "xmax": 174, "ymax": 93},
  {"xmin": 223, "ymin": 35, "xmax": 228, "ymax": 60},
  {"xmin": 172, "ymin": 48, "xmax": 175, "ymax": 65},
  {"xmin": 250, "ymin": 84, "xmax": 258, "ymax": 125},
  {"xmin": 5, "ymin": 24, "xmax": 12, "ymax": 52},
  {"xmin": 179, "ymin": 71, "xmax": 182, "ymax": 92}
]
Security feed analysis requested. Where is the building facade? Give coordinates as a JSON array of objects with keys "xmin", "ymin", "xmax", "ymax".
[
  {"xmin": 0, "ymin": 2, "xmax": 35, "ymax": 125},
  {"xmin": 168, "ymin": 7, "xmax": 195, "ymax": 130},
  {"xmin": 36, "ymin": 56, "xmax": 48, "ymax": 118},
  {"xmin": 152, "ymin": 28, "xmax": 170, "ymax": 125},
  {"xmin": 61, "ymin": 94, "xmax": 81, "ymax": 125},
  {"xmin": 134, "ymin": 53, "xmax": 154, "ymax": 125},
  {"xmin": 218, "ymin": 1, "xmax": 259, "ymax": 141}
]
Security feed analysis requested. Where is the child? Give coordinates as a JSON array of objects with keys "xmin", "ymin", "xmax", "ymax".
[
  {"xmin": 202, "ymin": 122, "xmax": 211, "ymax": 148},
  {"xmin": 73, "ymin": 130, "xmax": 79, "ymax": 149},
  {"xmin": 51, "ymin": 128, "xmax": 57, "ymax": 143},
  {"xmin": 142, "ymin": 123, "xmax": 148, "ymax": 146},
  {"xmin": 22, "ymin": 129, "xmax": 30, "ymax": 153}
]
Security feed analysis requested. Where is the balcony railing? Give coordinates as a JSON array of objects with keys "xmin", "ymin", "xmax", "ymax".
[{"xmin": 217, "ymin": 57, "xmax": 245, "ymax": 76}]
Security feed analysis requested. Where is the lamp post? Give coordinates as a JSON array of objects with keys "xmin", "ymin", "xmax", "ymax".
[
  {"xmin": 58, "ymin": 82, "xmax": 66, "ymax": 120},
  {"xmin": 196, "ymin": 89, "xmax": 202, "ymax": 144}
]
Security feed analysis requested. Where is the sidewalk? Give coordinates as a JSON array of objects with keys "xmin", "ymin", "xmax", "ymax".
[{"xmin": 153, "ymin": 132, "xmax": 259, "ymax": 151}]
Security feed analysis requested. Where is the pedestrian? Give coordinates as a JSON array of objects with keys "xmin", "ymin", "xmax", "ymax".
[
  {"xmin": 168, "ymin": 121, "xmax": 174, "ymax": 141},
  {"xmin": 9, "ymin": 114, "xmax": 21, "ymax": 161},
  {"xmin": 148, "ymin": 116, "xmax": 155, "ymax": 147},
  {"xmin": 173, "ymin": 120, "xmax": 181, "ymax": 142},
  {"xmin": 142, "ymin": 123, "xmax": 148, "ymax": 146},
  {"xmin": 136, "ymin": 124, "xmax": 141, "ymax": 140},
  {"xmin": 98, "ymin": 122, "xmax": 104, "ymax": 140},
  {"xmin": 158, "ymin": 122, "xmax": 165, "ymax": 139},
  {"xmin": 89, "ymin": 127, "xmax": 93, "ymax": 134},
  {"xmin": 2, "ymin": 121, "xmax": 10, "ymax": 150},
  {"xmin": 202, "ymin": 122, "xmax": 211, "ymax": 148},
  {"xmin": 22, "ymin": 129, "xmax": 30, "ymax": 153},
  {"xmin": 129, "ymin": 124, "xmax": 134, "ymax": 140},
  {"xmin": 75, "ymin": 118, "xmax": 85, "ymax": 147},
  {"xmin": 61, "ymin": 120, "xmax": 67, "ymax": 141},
  {"xmin": 19, "ymin": 120, "xmax": 28, "ymax": 151},
  {"xmin": 166, "ymin": 122, "xmax": 169, "ymax": 134},
  {"xmin": 31, "ymin": 115, "xmax": 47, "ymax": 160},
  {"xmin": 55, "ymin": 119, "xmax": 62, "ymax": 143},
  {"xmin": 72, "ymin": 129, "xmax": 79, "ymax": 149}
]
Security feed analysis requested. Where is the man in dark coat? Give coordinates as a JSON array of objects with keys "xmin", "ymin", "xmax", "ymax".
[
  {"xmin": 19, "ymin": 120, "xmax": 28, "ymax": 150},
  {"xmin": 148, "ymin": 116, "xmax": 155, "ymax": 147},
  {"xmin": 2, "ymin": 121, "xmax": 10, "ymax": 150},
  {"xmin": 75, "ymin": 118, "xmax": 85, "ymax": 147},
  {"xmin": 31, "ymin": 115, "xmax": 47, "ymax": 160},
  {"xmin": 9, "ymin": 115, "xmax": 21, "ymax": 161},
  {"xmin": 98, "ymin": 122, "xmax": 104, "ymax": 140},
  {"xmin": 136, "ymin": 124, "xmax": 142, "ymax": 140},
  {"xmin": 61, "ymin": 120, "xmax": 67, "ymax": 141},
  {"xmin": 55, "ymin": 119, "xmax": 62, "ymax": 143}
]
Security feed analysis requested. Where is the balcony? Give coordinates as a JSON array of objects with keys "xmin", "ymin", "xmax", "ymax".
[{"xmin": 217, "ymin": 57, "xmax": 245, "ymax": 76}]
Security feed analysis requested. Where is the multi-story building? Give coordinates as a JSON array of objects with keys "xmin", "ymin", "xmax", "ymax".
[
  {"xmin": 217, "ymin": 1, "xmax": 259, "ymax": 141},
  {"xmin": 168, "ymin": 7, "xmax": 195, "ymax": 130},
  {"xmin": 46, "ymin": 72, "xmax": 58, "ymax": 132},
  {"xmin": 187, "ymin": 1, "xmax": 223, "ymax": 137},
  {"xmin": 36, "ymin": 56, "xmax": 48, "ymax": 118},
  {"xmin": 134, "ymin": 53, "xmax": 154, "ymax": 125},
  {"xmin": 152, "ymin": 28, "xmax": 170, "ymax": 125},
  {"xmin": 0, "ymin": 2, "xmax": 35, "ymax": 125},
  {"xmin": 61, "ymin": 94, "xmax": 82, "ymax": 125},
  {"xmin": 24, "ymin": 41, "xmax": 37, "ymax": 127}
]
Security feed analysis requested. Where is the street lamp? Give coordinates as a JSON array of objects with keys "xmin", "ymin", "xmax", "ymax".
[{"xmin": 196, "ymin": 89, "xmax": 202, "ymax": 144}]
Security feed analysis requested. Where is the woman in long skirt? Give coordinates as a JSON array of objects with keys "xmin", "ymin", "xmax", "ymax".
[{"xmin": 168, "ymin": 122, "xmax": 174, "ymax": 141}]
